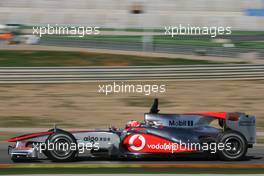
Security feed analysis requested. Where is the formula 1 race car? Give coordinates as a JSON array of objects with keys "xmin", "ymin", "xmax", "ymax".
[{"xmin": 7, "ymin": 99, "xmax": 256, "ymax": 162}]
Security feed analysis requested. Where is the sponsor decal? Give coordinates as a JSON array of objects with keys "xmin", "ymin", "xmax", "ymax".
[
  {"xmin": 128, "ymin": 134, "xmax": 146, "ymax": 151},
  {"xmin": 123, "ymin": 134, "xmax": 231, "ymax": 154},
  {"xmin": 123, "ymin": 134, "xmax": 193, "ymax": 153},
  {"xmin": 83, "ymin": 136, "xmax": 110, "ymax": 142},
  {"xmin": 239, "ymin": 120, "xmax": 255, "ymax": 126},
  {"xmin": 169, "ymin": 120, "xmax": 194, "ymax": 126}
]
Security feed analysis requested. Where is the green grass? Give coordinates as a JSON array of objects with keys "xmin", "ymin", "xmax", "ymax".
[
  {"xmin": 0, "ymin": 50, "xmax": 229, "ymax": 67},
  {"xmin": 231, "ymin": 31, "xmax": 264, "ymax": 36},
  {"xmin": 235, "ymin": 41, "xmax": 264, "ymax": 49},
  {"xmin": 154, "ymin": 36, "xmax": 221, "ymax": 47},
  {"xmin": 1, "ymin": 163, "xmax": 262, "ymax": 174},
  {"xmin": 43, "ymin": 35, "xmax": 221, "ymax": 47},
  {"xmin": 43, "ymin": 34, "xmax": 264, "ymax": 49}
]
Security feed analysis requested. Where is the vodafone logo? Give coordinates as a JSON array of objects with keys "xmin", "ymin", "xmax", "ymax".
[{"xmin": 129, "ymin": 134, "xmax": 146, "ymax": 151}]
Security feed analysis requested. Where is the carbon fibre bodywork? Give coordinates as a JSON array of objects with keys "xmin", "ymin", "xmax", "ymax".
[
  {"xmin": 7, "ymin": 100, "xmax": 256, "ymax": 161},
  {"xmin": 144, "ymin": 112, "xmax": 256, "ymax": 145}
]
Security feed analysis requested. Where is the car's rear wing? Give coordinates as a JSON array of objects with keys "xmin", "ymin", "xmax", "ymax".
[{"xmin": 225, "ymin": 112, "xmax": 256, "ymax": 145}]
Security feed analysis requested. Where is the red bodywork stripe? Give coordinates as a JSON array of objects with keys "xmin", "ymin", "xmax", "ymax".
[
  {"xmin": 7, "ymin": 132, "xmax": 53, "ymax": 142},
  {"xmin": 184, "ymin": 112, "xmax": 227, "ymax": 119},
  {"xmin": 7, "ymin": 130, "xmax": 109, "ymax": 142}
]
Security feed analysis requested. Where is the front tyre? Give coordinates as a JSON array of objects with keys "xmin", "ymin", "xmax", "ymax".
[
  {"xmin": 45, "ymin": 131, "xmax": 77, "ymax": 162},
  {"xmin": 218, "ymin": 131, "xmax": 247, "ymax": 161}
]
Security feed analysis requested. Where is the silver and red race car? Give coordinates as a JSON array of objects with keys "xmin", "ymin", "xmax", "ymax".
[{"xmin": 7, "ymin": 99, "xmax": 256, "ymax": 162}]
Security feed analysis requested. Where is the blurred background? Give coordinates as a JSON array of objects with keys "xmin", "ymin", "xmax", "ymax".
[
  {"xmin": 0, "ymin": 0, "xmax": 264, "ymax": 144},
  {"xmin": 0, "ymin": 0, "xmax": 264, "ymax": 58},
  {"xmin": 0, "ymin": 0, "xmax": 263, "ymax": 29}
]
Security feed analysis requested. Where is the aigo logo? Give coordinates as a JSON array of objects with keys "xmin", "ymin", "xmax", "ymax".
[{"xmin": 128, "ymin": 134, "xmax": 146, "ymax": 151}]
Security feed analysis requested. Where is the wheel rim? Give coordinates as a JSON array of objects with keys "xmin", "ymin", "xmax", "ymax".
[
  {"xmin": 224, "ymin": 136, "xmax": 243, "ymax": 157},
  {"xmin": 52, "ymin": 137, "xmax": 72, "ymax": 158}
]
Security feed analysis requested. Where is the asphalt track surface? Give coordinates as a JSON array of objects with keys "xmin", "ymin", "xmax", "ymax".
[
  {"xmin": 0, "ymin": 143, "xmax": 263, "ymax": 164},
  {"xmin": 1, "ymin": 64, "xmax": 264, "ymax": 83}
]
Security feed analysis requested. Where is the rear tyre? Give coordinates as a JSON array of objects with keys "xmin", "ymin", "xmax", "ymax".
[
  {"xmin": 45, "ymin": 130, "xmax": 77, "ymax": 162},
  {"xmin": 217, "ymin": 131, "xmax": 247, "ymax": 161}
]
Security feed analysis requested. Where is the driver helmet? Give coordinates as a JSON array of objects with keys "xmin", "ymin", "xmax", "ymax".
[{"xmin": 125, "ymin": 120, "xmax": 140, "ymax": 128}]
